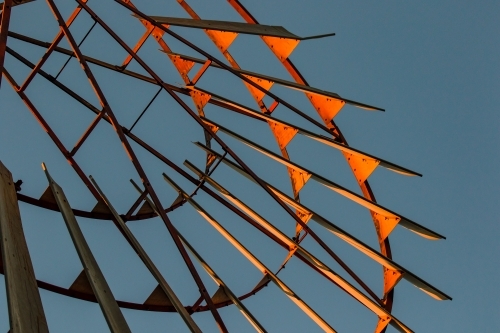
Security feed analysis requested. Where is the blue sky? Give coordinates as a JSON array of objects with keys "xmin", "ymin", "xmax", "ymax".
[{"xmin": 0, "ymin": 0, "xmax": 498, "ymax": 332}]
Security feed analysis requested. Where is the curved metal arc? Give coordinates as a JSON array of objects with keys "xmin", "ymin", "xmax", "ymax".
[
  {"xmin": 162, "ymin": 172, "xmax": 337, "ymax": 333},
  {"xmin": 0, "ymin": 1, "xmax": 450, "ymax": 330},
  {"xmin": 190, "ymin": 143, "xmax": 451, "ymax": 301}
]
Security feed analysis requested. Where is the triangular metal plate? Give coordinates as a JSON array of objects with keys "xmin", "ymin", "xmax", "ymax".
[
  {"xmin": 144, "ymin": 285, "xmax": 173, "ymax": 306},
  {"xmin": 91, "ymin": 200, "xmax": 111, "ymax": 214},
  {"xmin": 137, "ymin": 201, "xmax": 156, "ymax": 215},
  {"xmin": 69, "ymin": 270, "xmax": 93, "ymax": 294},
  {"xmin": 211, "ymin": 286, "xmax": 232, "ymax": 304},
  {"xmin": 39, "ymin": 186, "xmax": 57, "ymax": 204},
  {"xmin": 307, "ymin": 92, "xmax": 345, "ymax": 124}
]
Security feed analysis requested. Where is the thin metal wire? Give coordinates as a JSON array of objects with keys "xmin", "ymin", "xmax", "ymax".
[
  {"xmin": 54, "ymin": 20, "xmax": 97, "ymax": 80},
  {"xmin": 129, "ymin": 87, "xmax": 162, "ymax": 132}
]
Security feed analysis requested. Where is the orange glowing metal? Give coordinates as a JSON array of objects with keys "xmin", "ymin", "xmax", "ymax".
[
  {"xmin": 242, "ymin": 74, "xmax": 275, "ymax": 103},
  {"xmin": 384, "ymin": 268, "xmax": 404, "ymax": 295},
  {"xmin": 307, "ymin": 93, "xmax": 346, "ymax": 124},
  {"xmin": 0, "ymin": 1, "xmax": 450, "ymax": 332},
  {"xmin": 262, "ymin": 36, "xmax": 300, "ymax": 62},
  {"xmin": 167, "ymin": 54, "xmax": 195, "ymax": 83},
  {"xmin": 189, "ymin": 89, "xmax": 211, "ymax": 116},
  {"xmin": 343, "ymin": 152, "xmax": 381, "ymax": 184},
  {"xmin": 267, "ymin": 121, "xmax": 298, "ymax": 150}
]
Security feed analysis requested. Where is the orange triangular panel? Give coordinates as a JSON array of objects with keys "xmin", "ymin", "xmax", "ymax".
[
  {"xmin": 374, "ymin": 212, "xmax": 401, "ymax": 241},
  {"xmin": 287, "ymin": 167, "xmax": 312, "ymax": 196},
  {"xmin": 384, "ymin": 268, "xmax": 403, "ymax": 294},
  {"xmin": 295, "ymin": 209, "xmax": 313, "ymax": 236},
  {"xmin": 168, "ymin": 54, "xmax": 195, "ymax": 84},
  {"xmin": 268, "ymin": 120, "xmax": 298, "ymax": 150},
  {"xmin": 343, "ymin": 152, "xmax": 380, "ymax": 183},
  {"xmin": 262, "ymin": 36, "xmax": 300, "ymax": 62},
  {"xmin": 307, "ymin": 92, "xmax": 345, "ymax": 124},
  {"xmin": 206, "ymin": 30, "xmax": 238, "ymax": 52},
  {"xmin": 242, "ymin": 75, "xmax": 274, "ymax": 103},
  {"xmin": 189, "ymin": 90, "xmax": 211, "ymax": 116},
  {"xmin": 202, "ymin": 120, "xmax": 219, "ymax": 135},
  {"xmin": 151, "ymin": 26, "xmax": 165, "ymax": 40},
  {"xmin": 206, "ymin": 153, "xmax": 217, "ymax": 168}
]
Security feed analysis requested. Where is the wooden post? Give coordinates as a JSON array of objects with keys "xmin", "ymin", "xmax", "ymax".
[
  {"xmin": 43, "ymin": 164, "xmax": 131, "ymax": 333},
  {"xmin": 0, "ymin": 161, "xmax": 49, "ymax": 333}
]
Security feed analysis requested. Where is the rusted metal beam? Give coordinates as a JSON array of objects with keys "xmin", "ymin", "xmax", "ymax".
[
  {"xmin": 164, "ymin": 172, "xmax": 411, "ymax": 333},
  {"xmin": 179, "ymin": 232, "xmax": 267, "ymax": 333},
  {"xmin": 18, "ymin": 1, "xmax": 86, "ymax": 92},
  {"xmin": 5, "ymin": 30, "xmax": 447, "ymax": 298},
  {"xmin": 0, "ymin": 161, "xmax": 49, "ymax": 333},
  {"xmin": 42, "ymin": 164, "xmax": 131, "ymax": 333},
  {"xmin": 2, "ymin": 67, "xmax": 103, "ymax": 200},
  {"xmin": 0, "ymin": 0, "xmax": 12, "ymax": 89}
]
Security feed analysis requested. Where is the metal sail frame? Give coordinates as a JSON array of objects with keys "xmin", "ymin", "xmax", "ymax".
[{"xmin": 0, "ymin": 0, "xmax": 450, "ymax": 332}]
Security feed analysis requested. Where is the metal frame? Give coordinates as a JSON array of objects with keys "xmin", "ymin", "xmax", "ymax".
[{"xmin": 0, "ymin": 1, "xmax": 450, "ymax": 332}]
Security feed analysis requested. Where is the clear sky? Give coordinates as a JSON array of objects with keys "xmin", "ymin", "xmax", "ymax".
[{"xmin": 0, "ymin": 0, "xmax": 498, "ymax": 332}]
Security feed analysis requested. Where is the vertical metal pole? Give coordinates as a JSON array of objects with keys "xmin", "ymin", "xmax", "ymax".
[
  {"xmin": 0, "ymin": 161, "xmax": 49, "ymax": 333},
  {"xmin": 0, "ymin": 0, "xmax": 13, "ymax": 89},
  {"xmin": 43, "ymin": 164, "xmax": 131, "ymax": 333}
]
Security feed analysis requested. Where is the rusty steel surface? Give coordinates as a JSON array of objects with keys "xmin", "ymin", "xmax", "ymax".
[{"xmin": 0, "ymin": 0, "xmax": 451, "ymax": 332}]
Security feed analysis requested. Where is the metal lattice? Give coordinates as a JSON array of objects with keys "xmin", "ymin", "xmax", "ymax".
[{"xmin": 0, "ymin": 0, "xmax": 450, "ymax": 332}]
